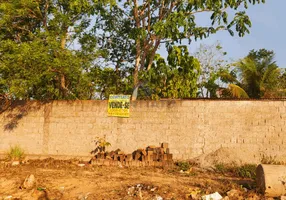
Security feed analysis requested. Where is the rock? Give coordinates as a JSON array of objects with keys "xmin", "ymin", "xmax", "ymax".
[
  {"xmin": 22, "ymin": 174, "xmax": 36, "ymax": 189},
  {"xmin": 153, "ymin": 195, "xmax": 163, "ymax": 200},
  {"xmin": 281, "ymin": 196, "xmax": 286, "ymax": 200},
  {"xmin": 21, "ymin": 159, "xmax": 29, "ymax": 164},
  {"xmin": 3, "ymin": 196, "xmax": 13, "ymax": 200},
  {"xmin": 127, "ymin": 186, "xmax": 135, "ymax": 196},
  {"xmin": 45, "ymin": 189, "xmax": 64, "ymax": 200},
  {"xmin": 77, "ymin": 163, "xmax": 85, "ymax": 167},
  {"xmin": 31, "ymin": 189, "xmax": 46, "ymax": 199},
  {"xmin": 78, "ymin": 192, "xmax": 90, "ymax": 200},
  {"xmin": 59, "ymin": 186, "xmax": 65, "ymax": 193},
  {"xmin": 11, "ymin": 161, "xmax": 20, "ymax": 166}
]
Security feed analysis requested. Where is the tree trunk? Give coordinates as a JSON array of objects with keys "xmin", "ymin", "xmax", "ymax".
[
  {"xmin": 60, "ymin": 30, "xmax": 68, "ymax": 98},
  {"xmin": 61, "ymin": 34, "xmax": 67, "ymax": 49},
  {"xmin": 131, "ymin": 85, "xmax": 139, "ymax": 101},
  {"xmin": 60, "ymin": 74, "xmax": 68, "ymax": 97},
  {"xmin": 131, "ymin": 39, "xmax": 141, "ymax": 101},
  {"xmin": 131, "ymin": 0, "xmax": 140, "ymax": 101},
  {"xmin": 256, "ymin": 164, "xmax": 286, "ymax": 197}
]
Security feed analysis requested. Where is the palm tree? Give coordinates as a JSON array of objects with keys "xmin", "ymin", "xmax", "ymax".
[{"xmin": 235, "ymin": 49, "xmax": 280, "ymax": 98}]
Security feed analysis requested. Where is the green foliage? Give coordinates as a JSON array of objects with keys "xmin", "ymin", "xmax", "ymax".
[
  {"xmin": 0, "ymin": 0, "xmax": 111, "ymax": 100},
  {"xmin": 7, "ymin": 145, "xmax": 25, "ymax": 161},
  {"xmin": 228, "ymin": 84, "xmax": 249, "ymax": 98},
  {"xmin": 95, "ymin": 0, "xmax": 266, "ymax": 100},
  {"xmin": 214, "ymin": 163, "xmax": 257, "ymax": 179},
  {"xmin": 214, "ymin": 163, "xmax": 228, "ymax": 174},
  {"xmin": 92, "ymin": 136, "xmax": 111, "ymax": 154},
  {"xmin": 176, "ymin": 161, "xmax": 191, "ymax": 172},
  {"xmin": 235, "ymin": 164, "xmax": 257, "ymax": 179},
  {"xmin": 277, "ymin": 69, "xmax": 286, "ymax": 97},
  {"xmin": 261, "ymin": 155, "xmax": 285, "ymax": 165},
  {"xmin": 143, "ymin": 46, "xmax": 200, "ymax": 99},
  {"xmin": 235, "ymin": 49, "xmax": 280, "ymax": 98},
  {"xmin": 0, "ymin": 0, "xmax": 269, "ymax": 101}
]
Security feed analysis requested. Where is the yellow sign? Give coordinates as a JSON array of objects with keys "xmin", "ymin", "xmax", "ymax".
[{"xmin": 107, "ymin": 95, "xmax": 131, "ymax": 117}]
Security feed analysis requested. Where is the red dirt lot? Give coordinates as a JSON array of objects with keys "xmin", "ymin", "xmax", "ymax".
[{"xmin": 0, "ymin": 158, "xmax": 263, "ymax": 200}]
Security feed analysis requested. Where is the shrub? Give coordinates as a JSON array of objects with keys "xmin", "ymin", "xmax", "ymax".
[
  {"xmin": 7, "ymin": 145, "xmax": 25, "ymax": 161},
  {"xmin": 214, "ymin": 163, "xmax": 257, "ymax": 179},
  {"xmin": 235, "ymin": 164, "xmax": 257, "ymax": 179},
  {"xmin": 176, "ymin": 161, "xmax": 191, "ymax": 171},
  {"xmin": 214, "ymin": 163, "xmax": 228, "ymax": 174},
  {"xmin": 261, "ymin": 155, "xmax": 284, "ymax": 165}
]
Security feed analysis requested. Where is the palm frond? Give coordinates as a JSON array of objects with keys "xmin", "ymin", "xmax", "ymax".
[{"xmin": 228, "ymin": 84, "xmax": 249, "ymax": 98}]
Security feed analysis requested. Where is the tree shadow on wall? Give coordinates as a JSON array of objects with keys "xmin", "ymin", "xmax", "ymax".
[{"xmin": 1, "ymin": 100, "xmax": 48, "ymax": 131}]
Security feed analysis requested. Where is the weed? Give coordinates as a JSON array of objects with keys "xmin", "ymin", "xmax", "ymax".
[
  {"xmin": 91, "ymin": 136, "xmax": 111, "ymax": 155},
  {"xmin": 261, "ymin": 155, "xmax": 284, "ymax": 165},
  {"xmin": 7, "ymin": 145, "xmax": 25, "ymax": 161},
  {"xmin": 214, "ymin": 163, "xmax": 228, "ymax": 174},
  {"xmin": 235, "ymin": 164, "xmax": 257, "ymax": 179},
  {"xmin": 176, "ymin": 161, "xmax": 190, "ymax": 171},
  {"xmin": 214, "ymin": 162, "xmax": 257, "ymax": 179}
]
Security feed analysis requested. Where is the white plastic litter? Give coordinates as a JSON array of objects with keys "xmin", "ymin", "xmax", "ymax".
[{"xmin": 202, "ymin": 192, "xmax": 223, "ymax": 200}]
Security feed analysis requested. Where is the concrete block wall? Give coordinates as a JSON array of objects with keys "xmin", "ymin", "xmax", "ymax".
[{"xmin": 0, "ymin": 100, "xmax": 285, "ymax": 160}]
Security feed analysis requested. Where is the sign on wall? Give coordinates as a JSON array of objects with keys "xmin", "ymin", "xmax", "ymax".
[{"xmin": 107, "ymin": 95, "xmax": 131, "ymax": 117}]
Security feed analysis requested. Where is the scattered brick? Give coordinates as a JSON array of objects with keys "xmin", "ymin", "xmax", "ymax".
[{"xmin": 91, "ymin": 143, "xmax": 173, "ymax": 168}]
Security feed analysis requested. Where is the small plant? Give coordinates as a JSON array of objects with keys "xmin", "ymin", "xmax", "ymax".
[
  {"xmin": 235, "ymin": 164, "xmax": 257, "ymax": 179},
  {"xmin": 91, "ymin": 136, "xmax": 111, "ymax": 155},
  {"xmin": 261, "ymin": 155, "xmax": 284, "ymax": 165},
  {"xmin": 7, "ymin": 145, "xmax": 25, "ymax": 161},
  {"xmin": 214, "ymin": 162, "xmax": 257, "ymax": 179},
  {"xmin": 176, "ymin": 161, "xmax": 191, "ymax": 172},
  {"xmin": 214, "ymin": 163, "xmax": 228, "ymax": 174}
]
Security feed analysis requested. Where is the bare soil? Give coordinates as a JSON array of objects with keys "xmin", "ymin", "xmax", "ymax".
[{"xmin": 0, "ymin": 158, "xmax": 263, "ymax": 200}]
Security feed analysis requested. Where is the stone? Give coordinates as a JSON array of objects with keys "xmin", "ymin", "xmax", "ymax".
[
  {"xmin": 153, "ymin": 195, "xmax": 163, "ymax": 200},
  {"xmin": 11, "ymin": 161, "xmax": 20, "ymax": 166},
  {"xmin": 22, "ymin": 174, "xmax": 36, "ymax": 189},
  {"xmin": 31, "ymin": 189, "xmax": 46, "ymax": 199},
  {"xmin": 3, "ymin": 196, "xmax": 13, "ymax": 200}
]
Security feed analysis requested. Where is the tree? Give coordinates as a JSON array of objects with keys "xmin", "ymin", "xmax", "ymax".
[
  {"xmin": 278, "ymin": 69, "xmax": 286, "ymax": 97},
  {"xmin": 235, "ymin": 49, "xmax": 280, "ymax": 98},
  {"xmin": 96, "ymin": 0, "xmax": 266, "ymax": 100},
  {"xmin": 0, "ymin": 0, "xmax": 111, "ymax": 100},
  {"xmin": 143, "ymin": 46, "xmax": 200, "ymax": 99},
  {"xmin": 194, "ymin": 42, "xmax": 233, "ymax": 98}
]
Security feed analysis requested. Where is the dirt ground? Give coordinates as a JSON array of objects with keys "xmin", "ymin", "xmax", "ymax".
[{"xmin": 0, "ymin": 158, "xmax": 264, "ymax": 200}]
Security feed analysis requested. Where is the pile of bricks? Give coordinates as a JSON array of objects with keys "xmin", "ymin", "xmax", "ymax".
[{"xmin": 90, "ymin": 143, "xmax": 173, "ymax": 167}]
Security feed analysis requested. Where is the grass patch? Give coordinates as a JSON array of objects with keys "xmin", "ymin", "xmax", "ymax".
[
  {"xmin": 176, "ymin": 161, "xmax": 191, "ymax": 172},
  {"xmin": 235, "ymin": 164, "xmax": 257, "ymax": 179},
  {"xmin": 214, "ymin": 163, "xmax": 257, "ymax": 179},
  {"xmin": 261, "ymin": 155, "xmax": 285, "ymax": 165},
  {"xmin": 7, "ymin": 145, "xmax": 25, "ymax": 161},
  {"xmin": 214, "ymin": 163, "xmax": 228, "ymax": 174}
]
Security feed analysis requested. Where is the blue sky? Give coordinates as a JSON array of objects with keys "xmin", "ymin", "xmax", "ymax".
[{"xmin": 160, "ymin": 0, "xmax": 286, "ymax": 67}]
